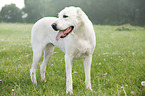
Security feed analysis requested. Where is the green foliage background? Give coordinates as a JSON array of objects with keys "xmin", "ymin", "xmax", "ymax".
[{"xmin": 0, "ymin": 0, "xmax": 145, "ymax": 26}]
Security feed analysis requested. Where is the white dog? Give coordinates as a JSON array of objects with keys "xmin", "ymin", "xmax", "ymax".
[{"xmin": 30, "ymin": 6, "xmax": 96, "ymax": 94}]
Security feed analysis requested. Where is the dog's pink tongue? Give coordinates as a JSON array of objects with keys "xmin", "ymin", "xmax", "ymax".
[
  {"xmin": 56, "ymin": 31, "xmax": 64, "ymax": 41},
  {"xmin": 56, "ymin": 27, "xmax": 72, "ymax": 41}
]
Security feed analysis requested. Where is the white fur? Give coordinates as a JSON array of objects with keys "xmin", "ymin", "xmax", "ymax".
[{"xmin": 30, "ymin": 6, "xmax": 96, "ymax": 94}]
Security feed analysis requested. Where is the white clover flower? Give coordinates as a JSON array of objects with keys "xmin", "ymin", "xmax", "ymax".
[
  {"xmin": 104, "ymin": 73, "xmax": 107, "ymax": 75},
  {"xmin": 98, "ymin": 62, "xmax": 101, "ymax": 65},
  {"xmin": 141, "ymin": 81, "xmax": 145, "ymax": 86},
  {"xmin": 132, "ymin": 52, "xmax": 135, "ymax": 55}
]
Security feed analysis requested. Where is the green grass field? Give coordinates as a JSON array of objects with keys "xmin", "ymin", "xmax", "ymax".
[{"xmin": 0, "ymin": 23, "xmax": 145, "ymax": 96}]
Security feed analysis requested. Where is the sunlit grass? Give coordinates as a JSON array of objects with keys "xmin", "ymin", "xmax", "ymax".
[{"xmin": 0, "ymin": 23, "xmax": 145, "ymax": 95}]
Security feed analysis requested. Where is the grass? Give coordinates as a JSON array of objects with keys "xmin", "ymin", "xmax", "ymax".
[{"xmin": 0, "ymin": 23, "xmax": 145, "ymax": 96}]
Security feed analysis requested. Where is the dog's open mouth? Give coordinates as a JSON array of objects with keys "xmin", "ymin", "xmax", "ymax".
[{"xmin": 56, "ymin": 26, "xmax": 74, "ymax": 40}]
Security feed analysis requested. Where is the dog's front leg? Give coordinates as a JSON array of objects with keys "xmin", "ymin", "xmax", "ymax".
[
  {"xmin": 30, "ymin": 50, "xmax": 42, "ymax": 84},
  {"xmin": 65, "ymin": 55, "xmax": 73, "ymax": 94},
  {"xmin": 84, "ymin": 55, "xmax": 92, "ymax": 91}
]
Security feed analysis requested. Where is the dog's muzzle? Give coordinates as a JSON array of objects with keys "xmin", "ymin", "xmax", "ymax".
[
  {"xmin": 51, "ymin": 23, "xmax": 58, "ymax": 31},
  {"xmin": 51, "ymin": 23, "xmax": 74, "ymax": 41}
]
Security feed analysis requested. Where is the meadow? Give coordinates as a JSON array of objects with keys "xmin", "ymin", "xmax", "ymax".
[{"xmin": 0, "ymin": 23, "xmax": 145, "ymax": 96}]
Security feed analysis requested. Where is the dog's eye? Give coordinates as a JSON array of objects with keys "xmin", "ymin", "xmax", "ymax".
[{"xmin": 63, "ymin": 15, "xmax": 68, "ymax": 18}]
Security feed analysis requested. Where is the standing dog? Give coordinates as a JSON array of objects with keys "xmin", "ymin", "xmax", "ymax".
[{"xmin": 30, "ymin": 6, "xmax": 96, "ymax": 94}]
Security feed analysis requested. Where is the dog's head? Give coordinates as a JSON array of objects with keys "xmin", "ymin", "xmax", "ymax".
[{"xmin": 52, "ymin": 6, "xmax": 85, "ymax": 40}]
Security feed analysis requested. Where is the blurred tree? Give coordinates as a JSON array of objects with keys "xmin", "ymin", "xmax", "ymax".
[
  {"xmin": 0, "ymin": 0, "xmax": 144, "ymax": 25},
  {"xmin": 0, "ymin": 4, "xmax": 22, "ymax": 22},
  {"xmin": 23, "ymin": 0, "xmax": 41, "ymax": 23},
  {"xmin": 23, "ymin": 0, "xmax": 55, "ymax": 23},
  {"xmin": 130, "ymin": 0, "xmax": 145, "ymax": 26}
]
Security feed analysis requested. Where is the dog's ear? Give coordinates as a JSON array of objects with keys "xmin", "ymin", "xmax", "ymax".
[
  {"xmin": 76, "ymin": 7, "xmax": 86, "ymax": 24},
  {"xmin": 77, "ymin": 7, "xmax": 83, "ymax": 16}
]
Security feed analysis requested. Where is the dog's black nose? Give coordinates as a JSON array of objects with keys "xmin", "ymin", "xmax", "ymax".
[{"xmin": 51, "ymin": 23, "xmax": 58, "ymax": 31}]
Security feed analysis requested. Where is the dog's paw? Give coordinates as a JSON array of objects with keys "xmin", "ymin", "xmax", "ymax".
[
  {"xmin": 66, "ymin": 88, "xmax": 73, "ymax": 95},
  {"xmin": 66, "ymin": 89, "xmax": 73, "ymax": 95},
  {"xmin": 86, "ymin": 83, "xmax": 92, "ymax": 91},
  {"xmin": 40, "ymin": 73, "xmax": 46, "ymax": 82},
  {"xmin": 41, "ymin": 78, "xmax": 46, "ymax": 82},
  {"xmin": 88, "ymin": 88, "xmax": 93, "ymax": 92},
  {"xmin": 30, "ymin": 68, "xmax": 37, "ymax": 84},
  {"xmin": 31, "ymin": 78, "xmax": 37, "ymax": 85}
]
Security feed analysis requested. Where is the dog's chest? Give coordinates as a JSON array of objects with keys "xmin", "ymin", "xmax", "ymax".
[
  {"xmin": 73, "ymin": 40, "xmax": 92, "ymax": 59},
  {"xmin": 74, "ymin": 51, "xmax": 89, "ymax": 59}
]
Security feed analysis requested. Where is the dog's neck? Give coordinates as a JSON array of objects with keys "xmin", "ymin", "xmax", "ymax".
[
  {"xmin": 73, "ymin": 20, "xmax": 94, "ymax": 39},
  {"xmin": 71, "ymin": 17, "xmax": 96, "ymax": 50}
]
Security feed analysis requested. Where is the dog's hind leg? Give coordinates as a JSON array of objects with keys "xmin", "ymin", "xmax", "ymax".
[
  {"xmin": 30, "ymin": 47, "xmax": 43, "ymax": 84},
  {"xmin": 40, "ymin": 43, "xmax": 54, "ymax": 82}
]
